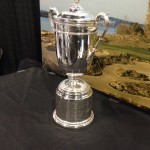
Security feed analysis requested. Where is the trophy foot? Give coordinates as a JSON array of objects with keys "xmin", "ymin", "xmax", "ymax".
[{"xmin": 53, "ymin": 110, "xmax": 94, "ymax": 129}]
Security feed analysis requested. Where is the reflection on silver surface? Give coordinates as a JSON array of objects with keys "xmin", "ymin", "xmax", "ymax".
[{"xmin": 49, "ymin": 0, "xmax": 110, "ymax": 129}]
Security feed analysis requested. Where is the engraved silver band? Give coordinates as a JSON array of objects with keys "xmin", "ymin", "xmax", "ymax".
[{"xmin": 53, "ymin": 110, "xmax": 94, "ymax": 129}]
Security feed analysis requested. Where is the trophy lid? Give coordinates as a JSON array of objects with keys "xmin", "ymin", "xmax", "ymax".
[{"xmin": 57, "ymin": 0, "xmax": 95, "ymax": 24}]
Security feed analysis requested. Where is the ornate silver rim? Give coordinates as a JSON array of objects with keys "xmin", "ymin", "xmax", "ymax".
[{"xmin": 53, "ymin": 110, "xmax": 94, "ymax": 129}]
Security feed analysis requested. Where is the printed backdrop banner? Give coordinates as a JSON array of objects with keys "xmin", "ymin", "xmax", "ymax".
[{"xmin": 40, "ymin": 0, "xmax": 150, "ymax": 110}]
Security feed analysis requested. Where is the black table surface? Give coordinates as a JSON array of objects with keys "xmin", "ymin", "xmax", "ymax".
[{"xmin": 0, "ymin": 67, "xmax": 150, "ymax": 150}]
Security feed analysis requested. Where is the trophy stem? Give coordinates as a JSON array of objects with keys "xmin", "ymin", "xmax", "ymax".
[
  {"xmin": 67, "ymin": 73, "xmax": 83, "ymax": 79},
  {"xmin": 66, "ymin": 73, "xmax": 83, "ymax": 88}
]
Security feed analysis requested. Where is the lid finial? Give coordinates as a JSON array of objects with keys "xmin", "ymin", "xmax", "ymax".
[
  {"xmin": 70, "ymin": 0, "xmax": 81, "ymax": 12},
  {"xmin": 74, "ymin": 0, "xmax": 79, "ymax": 4}
]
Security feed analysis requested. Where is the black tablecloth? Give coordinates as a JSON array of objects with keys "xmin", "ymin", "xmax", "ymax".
[{"xmin": 0, "ymin": 67, "xmax": 150, "ymax": 150}]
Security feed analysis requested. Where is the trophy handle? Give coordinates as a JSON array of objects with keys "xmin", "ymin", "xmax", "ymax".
[
  {"xmin": 96, "ymin": 12, "xmax": 110, "ymax": 38},
  {"xmin": 93, "ymin": 12, "xmax": 110, "ymax": 50},
  {"xmin": 86, "ymin": 12, "xmax": 111, "ymax": 63},
  {"xmin": 48, "ymin": 7, "xmax": 59, "ymax": 31}
]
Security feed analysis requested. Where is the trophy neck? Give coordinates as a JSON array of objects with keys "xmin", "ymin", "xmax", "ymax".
[
  {"xmin": 67, "ymin": 73, "xmax": 83, "ymax": 80},
  {"xmin": 66, "ymin": 73, "xmax": 83, "ymax": 88}
]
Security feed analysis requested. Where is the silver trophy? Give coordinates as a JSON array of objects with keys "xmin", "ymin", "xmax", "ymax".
[{"xmin": 49, "ymin": 0, "xmax": 110, "ymax": 129}]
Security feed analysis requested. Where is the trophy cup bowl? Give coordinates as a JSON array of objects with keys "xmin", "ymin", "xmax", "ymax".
[{"xmin": 49, "ymin": 0, "xmax": 110, "ymax": 129}]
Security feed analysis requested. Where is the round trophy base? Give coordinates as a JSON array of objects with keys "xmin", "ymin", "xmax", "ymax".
[{"xmin": 53, "ymin": 110, "xmax": 94, "ymax": 129}]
